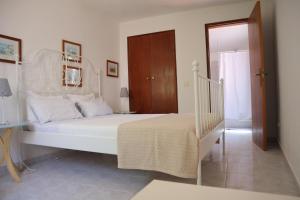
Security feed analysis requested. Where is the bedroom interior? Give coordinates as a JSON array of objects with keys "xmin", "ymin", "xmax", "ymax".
[{"xmin": 0, "ymin": 0, "xmax": 300, "ymax": 200}]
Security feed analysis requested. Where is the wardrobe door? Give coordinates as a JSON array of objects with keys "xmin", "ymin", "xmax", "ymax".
[
  {"xmin": 150, "ymin": 30, "xmax": 178, "ymax": 113},
  {"xmin": 128, "ymin": 35, "xmax": 152, "ymax": 113}
]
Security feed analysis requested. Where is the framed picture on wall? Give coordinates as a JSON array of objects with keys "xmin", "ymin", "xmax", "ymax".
[
  {"xmin": 62, "ymin": 65, "xmax": 83, "ymax": 87},
  {"xmin": 0, "ymin": 34, "xmax": 22, "ymax": 64},
  {"xmin": 62, "ymin": 40, "xmax": 82, "ymax": 63},
  {"xmin": 107, "ymin": 60, "xmax": 119, "ymax": 78}
]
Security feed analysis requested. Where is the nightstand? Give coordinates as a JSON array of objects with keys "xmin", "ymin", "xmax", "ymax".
[{"xmin": 0, "ymin": 122, "xmax": 26, "ymax": 182}]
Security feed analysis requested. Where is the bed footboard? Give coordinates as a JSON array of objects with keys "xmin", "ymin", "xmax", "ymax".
[
  {"xmin": 192, "ymin": 61, "xmax": 224, "ymax": 139},
  {"xmin": 192, "ymin": 61, "xmax": 225, "ymax": 185}
]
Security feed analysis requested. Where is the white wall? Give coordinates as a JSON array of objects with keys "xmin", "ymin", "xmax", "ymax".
[
  {"xmin": 274, "ymin": 0, "xmax": 300, "ymax": 186},
  {"xmin": 209, "ymin": 24, "xmax": 249, "ymax": 81},
  {"xmin": 119, "ymin": 1, "xmax": 256, "ymax": 113},
  {"xmin": 209, "ymin": 24, "xmax": 249, "ymax": 53},
  {"xmin": 0, "ymin": 0, "xmax": 120, "ymax": 160}
]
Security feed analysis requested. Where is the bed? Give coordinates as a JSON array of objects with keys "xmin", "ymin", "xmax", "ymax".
[{"xmin": 16, "ymin": 49, "xmax": 225, "ymax": 185}]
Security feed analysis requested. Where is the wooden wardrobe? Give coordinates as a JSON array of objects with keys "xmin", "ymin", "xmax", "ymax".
[{"xmin": 127, "ymin": 30, "xmax": 178, "ymax": 114}]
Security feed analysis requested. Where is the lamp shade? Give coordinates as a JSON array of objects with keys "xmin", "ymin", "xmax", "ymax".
[
  {"xmin": 0, "ymin": 78, "xmax": 12, "ymax": 97},
  {"xmin": 120, "ymin": 87, "xmax": 129, "ymax": 97}
]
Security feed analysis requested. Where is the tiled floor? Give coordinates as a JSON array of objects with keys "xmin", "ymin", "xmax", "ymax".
[
  {"xmin": 202, "ymin": 129, "xmax": 300, "ymax": 196},
  {"xmin": 0, "ymin": 129, "xmax": 299, "ymax": 200}
]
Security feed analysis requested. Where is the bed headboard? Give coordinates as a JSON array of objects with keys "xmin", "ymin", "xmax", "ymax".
[{"xmin": 20, "ymin": 49, "xmax": 100, "ymax": 96}]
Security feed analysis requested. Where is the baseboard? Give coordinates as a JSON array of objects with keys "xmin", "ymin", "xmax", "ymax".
[
  {"xmin": 0, "ymin": 149, "xmax": 71, "ymax": 176},
  {"xmin": 278, "ymin": 141, "xmax": 300, "ymax": 189}
]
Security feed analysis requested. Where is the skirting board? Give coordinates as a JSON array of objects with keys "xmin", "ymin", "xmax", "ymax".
[{"xmin": 278, "ymin": 141, "xmax": 300, "ymax": 189}]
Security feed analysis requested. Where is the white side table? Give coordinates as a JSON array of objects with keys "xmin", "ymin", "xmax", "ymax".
[
  {"xmin": 131, "ymin": 180, "xmax": 300, "ymax": 200},
  {"xmin": 0, "ymin": 123, "xmax": 25, "ymax": 182}
]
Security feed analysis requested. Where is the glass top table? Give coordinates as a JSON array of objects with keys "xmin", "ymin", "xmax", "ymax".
[{"xmin": 0, "ymin": 122, "xmax": 27, "ymax": 129}]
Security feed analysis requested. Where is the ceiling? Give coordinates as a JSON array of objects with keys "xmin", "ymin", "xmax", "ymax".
[
  {"xmin": 209, "ymin": 24, "xmax": 249, "ymax": 53},
  {"xmin": 79, "ymin": 0, "xmax": 250, "ymax": 22}
]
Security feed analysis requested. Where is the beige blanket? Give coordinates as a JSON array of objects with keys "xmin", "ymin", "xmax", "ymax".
[{"xmin": 117, "ymin": 114, "xmax": 199, "ymax": 178}]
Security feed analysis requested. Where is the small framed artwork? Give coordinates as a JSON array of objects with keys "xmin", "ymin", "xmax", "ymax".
[
  {"xmin": 0, "ymin": 34, "xmax": 22, "ymax": 64},
  {"xmin": 62, "ymin": 40, "xmax": 82, "ymax": 63},
  {"xmin": 107, "ymin": 60, "xmax": 119, "ymax": 78},
  {"xmin": 62, "ymin": 65, "xmax": 83, "ymax": 87}
]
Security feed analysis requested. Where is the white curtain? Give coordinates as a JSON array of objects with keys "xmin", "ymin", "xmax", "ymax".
[{"xmin": 219, "ymin": 51, "xmax": 252, "ymax": 128}]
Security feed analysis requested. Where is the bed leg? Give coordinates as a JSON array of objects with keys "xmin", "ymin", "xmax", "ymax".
[
  {"xmin": 197, "ymin": 160, "xmax": 202, "ymax": 185},
  {"xmin": 222, "ymin": 131, "xmax": 225, "ymax": 156}
]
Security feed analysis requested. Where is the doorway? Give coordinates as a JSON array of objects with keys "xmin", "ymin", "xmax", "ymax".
[
  {"xmin": 206, "ymin": 20, "xmax": 251, "ymax": 130},
  {"xmin": 205, "ymin": 2, "xmax": 277, "ymax": 152}
]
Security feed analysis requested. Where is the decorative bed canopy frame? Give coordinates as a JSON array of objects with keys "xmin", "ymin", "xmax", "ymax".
[
  {"xmin": 18, "ymin": 49, "xmax": 101, "ymax": 96},
  {"xmin": 10, "ymin": 48, "xmax": 101, "ymax": 123}
]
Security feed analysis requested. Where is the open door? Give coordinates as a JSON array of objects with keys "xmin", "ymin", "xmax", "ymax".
[{"xmin": 248, "ymin": 1, "xmax": 268, "ymax": 150}]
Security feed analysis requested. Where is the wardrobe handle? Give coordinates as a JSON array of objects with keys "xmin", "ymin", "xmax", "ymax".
[
  {"xmin": 146, "ymin": 76, "xmax": 150, "ymax": 80},
  {"xmin": 151, "ymin": 76, "xmax": 155, "ymax": 80}
]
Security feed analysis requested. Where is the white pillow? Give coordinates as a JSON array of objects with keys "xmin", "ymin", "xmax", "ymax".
[
  {"xmin": 76, "ymin": 98, "xmax": 113, "ymax": 117},
  {"xmin": 30, "ymin": 98, "xmax": 82, "ymax": 123},
  {"xmin": 67, "ymin": 93, "xmax": 96, "ymax": 103},
  {"xmin": 26, "ymin": 91, "xmax": 64, "ymax": 122}
]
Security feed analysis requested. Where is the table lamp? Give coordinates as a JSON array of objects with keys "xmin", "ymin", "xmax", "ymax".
[
  {"xmin": 120, "ymin": 87, "xmax": 129, "ymax": 112},
  {"xmin": 120, "ymin": 87, "xmax": 129, "ymax": 98},
  {"xmin": 0, "ymin": 78, "xmax": 12, "ymax": 125}
]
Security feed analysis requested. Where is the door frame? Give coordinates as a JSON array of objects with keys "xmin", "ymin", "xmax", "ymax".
[
  {"xmin": 204, "ymin": 18, "xmax": 249, "ymax": 114},
  {"xmin": 205, "ymin": 18, "xmax": 249, "ymax": 79}
]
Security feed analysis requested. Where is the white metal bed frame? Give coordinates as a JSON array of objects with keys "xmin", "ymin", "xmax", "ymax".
[
  {"xmin": 15, "ymin": 49, "xmax": 225, "ymax": 185},
  {"xmin": 20, "ymin": 49, "xmax": 101, "ymax": 97},
  {"xmin": 192, "ymin": 60, "xmax": 225, "ymax": 184}
]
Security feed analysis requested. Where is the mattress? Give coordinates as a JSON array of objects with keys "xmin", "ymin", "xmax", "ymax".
[
  {"xmin": 25, "ymin": 114, "xmax": 163, "ymax": 138},
  {"xmin": 23, "ymin": 113, "xmax": 223, "ymax": 156}
]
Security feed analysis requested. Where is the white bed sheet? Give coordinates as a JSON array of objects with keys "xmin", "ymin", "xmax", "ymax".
[{"xmin": 26, "ymin": 114, "xmax": 163, "ymax": 138}]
